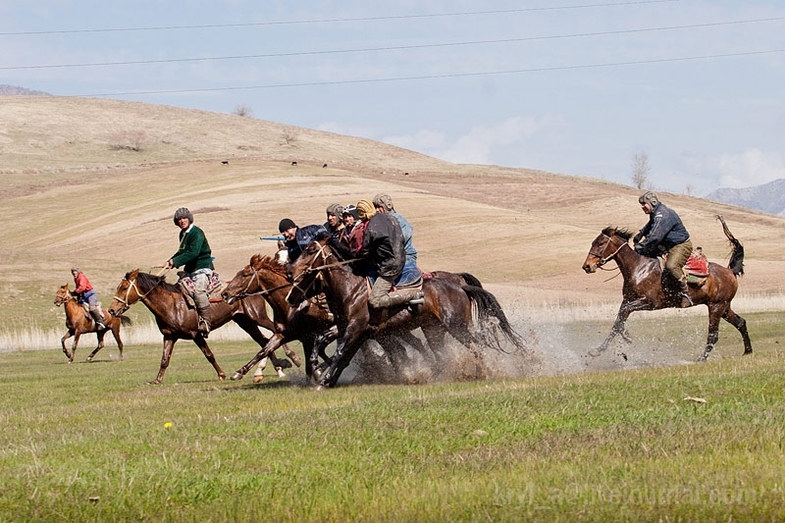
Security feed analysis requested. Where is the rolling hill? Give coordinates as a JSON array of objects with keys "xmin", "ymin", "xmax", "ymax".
[{"xmin": 2, "ymin": 95, "xmax": 785, "ymax": 339}]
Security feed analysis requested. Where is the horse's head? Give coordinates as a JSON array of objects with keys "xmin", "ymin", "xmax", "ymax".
[
  {"xmin": 54, "ymin": 284, "xmax": 72, "ymax": 306},
  {"xmin": 286, "ymin": 236, "xmax": 332, "ymax": 306},
  {"xmin": 108, "ymin": 269, "xmax": 144, "ymax": 316},
  {"xmin": 222, "ymin": 262, "xmax": 258, "ymax": 305},
  {"xmin": 582, "ymin": 227, "xmax": 632, "ymax": 273}
]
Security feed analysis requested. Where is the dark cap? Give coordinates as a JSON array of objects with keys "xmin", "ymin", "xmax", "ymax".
[{"xmin": 278, "ymin": 218, "xmax": 297, "ymax": 233}]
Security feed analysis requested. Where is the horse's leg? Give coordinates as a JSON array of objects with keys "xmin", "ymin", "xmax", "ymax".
[
  {"xmin": 312, "ymin": 325, "xmax": 339, "ymax": 380},
  {"xmin": 69, "ymin": 332, "xmax": 81, "ymax": 363},
  {"xmin": 193, "ymin": 334, "xmax": 226, "ymax": 381},
  {"xmin": 87, "ymin": 331, "xmax": 106, "ymax": 362},
  {"xmin": 112, "ymin": 324, "xmax": 125, "ymax": 361},
  {"xmin": 231, "ymin": 333, "xmax": 285, "ymax": 380},
  {"xmin": 698, "ymin": 304, "xmax": 724, "ymax": 362},
  {"xmin": 61, "ymin": 330, "xmax": 74, "ymax": 361},
  {"xmin": 280, "ymin": 343, "xmax": 302, "ymax": 368},
  {"xmin": 319, "ymin": 328, "xmax": 369, "ymax": 389},
  {"xmin": 252, "ymin": 357, "xmax": 270, "ymax": 383},
  {"xmin": 589, "ymin": 301, "xmax": 639, "ymax": 357},
  {"xmin": 722, "ymin": 307, "xmax": 752, "ymax": 356},
  {"xmin": 149, "ymin": 338, "xmax": 177, "ymax": 385}
]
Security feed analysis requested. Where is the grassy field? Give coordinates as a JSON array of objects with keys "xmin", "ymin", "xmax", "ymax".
[{"xmin": 1, "ymin": 311, "xmax": 784, "ymax": 522}]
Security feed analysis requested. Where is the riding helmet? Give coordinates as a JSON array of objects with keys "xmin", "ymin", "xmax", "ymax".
[{"xmin": 638, "ymin": 191, "xmax": 659, "ymax": 207}]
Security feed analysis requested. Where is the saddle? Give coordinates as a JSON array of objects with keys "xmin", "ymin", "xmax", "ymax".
[
  {"xmin": 658, "ymin": 250, "xmax": 710, "ymax": 287},
  {"xmin": 178, "ymin": 272, "xmax": 224, "ymax": 307}
]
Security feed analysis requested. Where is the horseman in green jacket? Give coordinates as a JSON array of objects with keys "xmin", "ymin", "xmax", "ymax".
[{"xmin": 162, "ymin": 207, "xmax": 215, "ymax": 336}]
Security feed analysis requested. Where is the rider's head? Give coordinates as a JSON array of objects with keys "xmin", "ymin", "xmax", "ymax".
[
  {"xmin": 173, "ymin": 207, "xmax": 193, "ymax": 227},
  {"xmin": 325, "ymin": 203, "xmax": 344, "ymax": 228},
  {"xmin": 638, "ymin": 191, "xmax": 659, "ymax": 214},
  {"xmin": 356, "ymin": 200, "xmax": 376, "ymax": 222},
  {"xmin": 278, "ymin": 218, "xmax": 297, "ymax": 241},
  {"xmin": 372, "ymin": 193, "xmax": 394, "ymax": 213}
]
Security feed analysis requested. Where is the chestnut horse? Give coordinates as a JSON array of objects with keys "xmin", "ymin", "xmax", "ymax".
[
  {"xmin": 221, "ymin": 254, "xmax": 486, "ymax": 383},
  {"xmin": 286, "ymin": 237, "xmax": 526, "ymax": 388},
  {"xmin": 222, "ymin": 254, "xmax": 337, "ymax": 382},
  {"xmin": 581, "ymin": 216, "xmax": 751, "ymax": 361},
  {"xmin": 107, "ymin": 269, "xmax": 297, "ymax": 384},
  {"xmin": 54, "ymin": 284, "xmax": 131, "ymax": 363}
]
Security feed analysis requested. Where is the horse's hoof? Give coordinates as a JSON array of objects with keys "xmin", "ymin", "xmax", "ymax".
[
  {"xmin": 86, "ymin": 356, "xmax": 93, "ymax": 362},
  {"xmin": 290, "ymin": 354, "xmax": 303, "ymax": 367},
  {"xmin": 230, "ymin": 372, "xmax": 244, "ymax": 381},
  {"xmin": 278, "ymin": 360, "xmax": 293, "ymax": 370},
  {"xmin": 218, "ymin": 374, "xmax": 226, "ymax": 381},
  {"xmin": 588, "ymin": 348, "xmax": 603, "ymax": 358},
  {"xmin": 252, "ymin": 375, "xmax": 264, "ymax": 384},
  {"xmin": 146, "ymin": 380, "xmax": 162, "ymax": 385}
]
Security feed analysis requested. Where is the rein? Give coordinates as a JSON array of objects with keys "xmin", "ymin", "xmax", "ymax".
[
  {"xmin": 591, "ymin": 233, "xmax": 627, "ymax": 270},
  {"xmin": 290, "ymin": 242, "xmax": 360, "ymax": 299},
  {"xmin": 233, "ymin": 267, "xmax": 293, "ymax": 299},
  {"xmin": 112, "ymin": 274, "xmax": 160, "ymax": 311}
]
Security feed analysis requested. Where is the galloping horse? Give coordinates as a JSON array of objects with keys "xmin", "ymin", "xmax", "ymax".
[
  {"xmin": 54, "ymin": 284, "xmax": 131, "ymax": 363},
  {"xmin": 222, "ymin": 254, "xmax": 337, "ymax": 382},
  {"xmin": 107, "ymin": 269, "xmax": 297, "ymax": 384},
  {"xmin": 581, "ymin": 216, "xmax": 751, "ymax": 361},
  {"xmin": 286, "ymin": 237, "xmax": 526, "ymax": 388}
]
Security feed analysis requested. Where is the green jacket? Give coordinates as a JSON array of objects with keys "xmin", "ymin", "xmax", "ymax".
[{"xmin": 171, "ymin": 225, "xmax": 214, "ymax": 273}]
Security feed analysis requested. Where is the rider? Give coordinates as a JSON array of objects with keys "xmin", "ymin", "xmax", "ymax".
[
  {"xmin": 356, "ymin": 199, "xmax": 423, "ymax": 309},
  {"xmin": 373, "ymin": 193, "xmax": 418, "ymax": 265},
  {"xmin": 163, "ymin": 207, "xmax": 214, "ymax": 337},
  {"xmin": 323, "ymin": 203, "xmax": 346, "ymax": 244},
  {"xmin": 633, "ymin": 191, "xmax": 693, "ymax": 307},
  {"xmin": 278, "ymin": 218, "xmax": 328, "ymax": 264},
  {"xmin": 71, "ymin": 267, "xmax": 106, "ymax": 330}
]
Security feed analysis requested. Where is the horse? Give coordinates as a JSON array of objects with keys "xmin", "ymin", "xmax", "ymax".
[
  {"xmin": 54, "ymin": 284, "xmax": 131, "ymax": 363},
  {"xmin": 581, "ymin": 216, "xmax": 751, "ymax": 361},
  {"xmin": 222, "ymin": 254, "xmax": 338, "ymax": 382},
  {"xmin": 107, "ymin": 269, "xmax": 298, "ymax": 384},
  {"xmin": 286, "ymin": 237, "xmax": 526, "ymax": 388}
]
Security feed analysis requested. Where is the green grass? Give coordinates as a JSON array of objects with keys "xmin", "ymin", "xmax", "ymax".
[{"xmin": 2, "ymin": 312, "xmax": 785, "ymax": 522}]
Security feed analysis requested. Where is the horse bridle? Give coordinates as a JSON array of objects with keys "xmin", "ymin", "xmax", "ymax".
[
  {"xmin": 230, "ymin": 266, "xmax": 292, "ymax": 300},
  {"xmin": 589, "ymin": 233, "xmax": 626, "ymax": 269},
  {"xmin": 111, "ymin": 275, "xmax": 158, "ymax": 313}
]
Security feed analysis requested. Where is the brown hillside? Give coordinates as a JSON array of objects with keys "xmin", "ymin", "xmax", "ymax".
[{"xmin": 2, "ymin": 96, "xmax": 785, "ymax": 333}]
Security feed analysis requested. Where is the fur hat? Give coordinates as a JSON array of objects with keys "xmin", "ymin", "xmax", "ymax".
[
  {"xmin": 638, "ymin": 191, "xmax": 659, "ymax": 207},
  {"xmin": 326, "ymin": 203, "xmax": 344, "ymax": 216},
  {"xmin": 356, "ymin": 200, "xmax": 376, "ymax": 221},
  {"xmin": 372, "ymin": 193, "xmax": 394, "ymax": 212},
  {"xmin": 278, "ymin": 218, "xmax": 297, "ymax": 233},
  {"xmin": 173, "ymin": 207, "xmax": 193, "ymax": 225}
]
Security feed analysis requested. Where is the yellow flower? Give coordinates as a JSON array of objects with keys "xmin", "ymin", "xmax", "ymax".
[{"xmin": 164, "ymin": 422, "xmax": 173, "ymax": 428}]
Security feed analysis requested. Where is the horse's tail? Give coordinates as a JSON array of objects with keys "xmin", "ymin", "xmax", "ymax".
[
  {"xmin": 462, "ymin": 285, "xmax": 526, "ymax": 353},
  {"xmin": 717, "ymin": 215, "xmax": 744, "ymax": 277},
  {"xmin": 120, "ymin": 315, "xmax": 133, "ymax": 326},
  {"xmin": 457, "ymin": 272, "xmax": 483, "ymax": 288}
]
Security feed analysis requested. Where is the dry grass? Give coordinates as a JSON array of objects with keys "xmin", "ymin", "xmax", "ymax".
[{"xmin": 2, "ymin": 96, "xmax": 785, "ymax": 362}]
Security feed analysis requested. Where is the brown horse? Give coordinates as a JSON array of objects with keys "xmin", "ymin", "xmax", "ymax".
[
  {"xmin": 222, "ymin": 254, "xmax": 337, "ymax": 382},
  {"xmin": 286, "ymin": 237, "xmax": 526, "ymax": 388},
  {"xmin": 581, "ymin": 216, "xmax": 751, "ymax": 361},
  {"xmin": 107, "ymin": 269, "xmax": 298, "ymax": 384},
  {"xmin": 54, "ymin": 284, "xmax": 131, "ymax": 363}
]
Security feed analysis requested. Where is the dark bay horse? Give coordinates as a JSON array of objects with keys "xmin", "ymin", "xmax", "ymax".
[
  {"xmin": 222, "ymin": 253, "xmax": 337, "ymax": 382},
  {"xmin": 54, "ymin": 284, "xmax": 131, "ymax": 363},
  {"xmin": 107, "ymin": 269, "xmax": 297, "ymax": 384},
  {"xmin": 286, "ymin": 237, "xmax": 526, "ymax": 388},
  {"xmin": 581, "ymin": 216, "xmax": 751, "ymax": 361}
]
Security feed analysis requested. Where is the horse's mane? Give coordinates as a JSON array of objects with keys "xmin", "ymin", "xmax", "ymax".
[
  {"xmin": 250, "ymin": 254, "xmax": 288, "ymax": 278},
  {"xmin": 136, "ymin": 271, "xmax": 180, "ymax": 293},
  {"xmin": 602, "ymin": 226, "xmax": 634, "ymax": 241}
]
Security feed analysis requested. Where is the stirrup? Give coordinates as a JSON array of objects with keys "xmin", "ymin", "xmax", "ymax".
[{"xmin": 680, "ymin": 293, "xmax": 693, "ymax": 308}]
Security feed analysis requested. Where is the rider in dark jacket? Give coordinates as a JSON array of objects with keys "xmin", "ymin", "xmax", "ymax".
[
  {"xmin": 356, "ymin": 199, "xmax": 422, "ymax": 309},
  {"xmin": 278, "ymin": 218, "xmax": 328, "ymax": 264},
  {"xmin": 633, "ymin": 191, "xmax": 693, "ymax": 307}
]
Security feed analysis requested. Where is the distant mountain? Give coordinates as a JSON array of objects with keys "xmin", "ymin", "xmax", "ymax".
[
  {"xmin": 0, "ymin": 84, "xmax": 50, "ymax": 95},
  {"xmin": 706, "ymin": 179, "xmax": 785, "ymax": 216}
]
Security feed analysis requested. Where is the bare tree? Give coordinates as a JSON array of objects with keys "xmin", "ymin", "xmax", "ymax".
[
  {"xmin": 631, "ymin": 151, "xmax": 651, "ymax": 190},
  {"xmin": 280, "ymin": 127, "xmax": 298, "ymax": 146},
  {"xmin": 684, "ymin": 182, "xmax": 695, "ymax": 197},
  {"xmin": 233, "ymin": 104, "xmax": 253, "ymax": 117}
]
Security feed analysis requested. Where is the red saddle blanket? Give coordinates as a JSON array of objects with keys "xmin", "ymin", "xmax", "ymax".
[{"xmin": 684, "ymin": 252, "xmax": 709, "ymax": 276}]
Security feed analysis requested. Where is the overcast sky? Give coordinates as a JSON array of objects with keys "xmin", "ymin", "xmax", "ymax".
[{"xmin": 2, "ymin": 1, "xmax": 784, "ymax": 196}]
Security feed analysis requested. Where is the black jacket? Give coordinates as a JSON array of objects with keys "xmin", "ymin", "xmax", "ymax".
[
  {"xmin": 360, "ymin": 213, "xmax": 405, "ymax": 279},
  {"xmin": 637, "ymin": 202, "xmax": 690, "ymax": 255},
  {"xmin": 285, "ymin": 224, "xmax": 328, "ymax": 263}
]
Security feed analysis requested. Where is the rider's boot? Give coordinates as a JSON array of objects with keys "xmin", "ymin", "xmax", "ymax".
[
  {"xmin": 91, "ymin": 308, "xmax": 106, "ymax": 330},
  {"xmin": 678, "ymin": 278, "xmax": 693, "ymax": 308},
  {"xmin": 195, "ymin": 295, "xmax": 211, "ymax": 338}
]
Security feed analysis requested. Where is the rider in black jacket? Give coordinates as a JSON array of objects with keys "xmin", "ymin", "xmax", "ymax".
[{"xmin": 633, "ymin": 191, "xmax": 694, "ymax": 307}]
